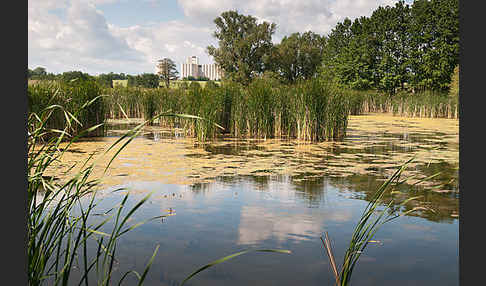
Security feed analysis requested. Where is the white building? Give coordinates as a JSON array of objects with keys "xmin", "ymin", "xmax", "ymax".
[{"xmin": 180, "ymin": 56, "xmax": 223, "ymax": 81}]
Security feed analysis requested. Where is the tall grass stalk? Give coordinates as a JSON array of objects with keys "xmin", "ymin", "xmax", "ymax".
[
  {"xmin": 351, "ymin": 90, "xmax": 459, "ymax": 119},
  {"xmin": 28, "ymin": 79, "xmax": 106, "ymax": 139},
  {"xmin": 321, "ymin": 158, "xmax": 438, "ymax": 286},
  {"xmin": 27, "ymin": 98, "xmax": 169, "ymax": 285},
  {"xmin": 99, "ymin": 78, "xmax": 352, "ymax": 142}
]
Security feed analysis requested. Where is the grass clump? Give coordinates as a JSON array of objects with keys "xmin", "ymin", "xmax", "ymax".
[
  {"xmin": 27, "ymin": 97, "xmax": 163, "ymax": 285},
  {"xmin": 321, "ymin": 158, "xmax": 438, "ymax": 286},
  {"xmin": 27, "ymin": 79, "xmax": 106, "ymax": 139},
  {"xmin": 100, "ymin": 78, "xmax": 353, "ymax": 142},
  {"xmin": 353, "ymin": 89, "xmax": 459, "ymax": 119}
]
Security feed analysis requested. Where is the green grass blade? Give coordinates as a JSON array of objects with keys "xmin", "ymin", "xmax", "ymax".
[{"xmin": 180, "ymin": 249, "xmax": 291, "ymax": 286}]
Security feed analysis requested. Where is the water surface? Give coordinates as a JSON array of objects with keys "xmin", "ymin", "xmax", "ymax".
[{"xmin": 52, "ymin": 114, "xmax": 459, "ymax": 286}]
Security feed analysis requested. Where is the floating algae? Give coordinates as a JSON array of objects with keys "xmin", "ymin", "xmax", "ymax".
[{"xmin": 45, "ymin": 113, "xmax": 458, "ymax": 194}]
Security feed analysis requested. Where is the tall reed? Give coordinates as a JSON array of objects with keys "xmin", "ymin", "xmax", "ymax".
[
  {"xmin": 40, "ymin": 78, "xmax": 357, "ymax": 142},
  {"xmin": 27, "ymin": 98, "xmax": 161, "ymax": 285},
  {"xmin": 103, "ymin": 86, "xmax": 144, "ymax": 119},
  {"xmin": 321, "ymin": 158, "xmax": 438, "ymax": 286},
  {"xmin": 354, "ymin": 90, "xmax": 459, "ymax": 119},
  {"xmin": 28, "ymin": 79, "xmax": 106, "ymax": 138}
]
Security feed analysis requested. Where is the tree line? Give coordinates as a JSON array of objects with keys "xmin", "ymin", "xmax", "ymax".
[
  {"xmin": 207, "ymin": 0, "xmax": 458, "ymax": 94},
  {"xmin": 28, "ymin": 57, "xmax": 182, "ymax": 89},
  {"xmin": 27, "ymin": 68, "xmax": 169, "ymax": 89},
  {"xmin": 322, "ymin": 0, "xmax": 458, "ymax": 93}
]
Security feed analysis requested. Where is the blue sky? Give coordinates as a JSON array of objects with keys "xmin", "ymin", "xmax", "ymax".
[
  {"xmin": 29, "ymin": 0, "xmax": 403, "ymax": 75},
  {"xmin": 96, "ymin": 0, "xmax": 185, "ymax": 27}
]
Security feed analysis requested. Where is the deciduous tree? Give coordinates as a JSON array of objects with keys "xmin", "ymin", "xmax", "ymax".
[
  {"xmin": 207, "ymin": 10, "xmax": 276, "ymax": 85},
  {"xmin": 271, "ymin": 32, "xmax": 326, "ymax": 84},
  {"xmin": 157, "ymin": 58, "xmax": 179, "ymax": 88}
]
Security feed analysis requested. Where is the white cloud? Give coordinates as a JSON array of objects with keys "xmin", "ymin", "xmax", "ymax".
[
  {"xmin": 237, "ymin": 205, "xmax": 352, "ymax": 245},
  {"xmin": 109, "ymin": 20, "xmax": 215, "ymax": 67},
  {"xmin": 29, "ymin": 0, "xmax": 400, "ymax": 74},
  {"xmin": 29, "ymin": 0, "xmax": 148, "ymax": 74},
  {"xmin": 177, "ymin": 0, "xmax": 398, "ymax": 40},
  {"xmin": 29, "ymin": 0, "xmax": 217, "ymax": 74}
]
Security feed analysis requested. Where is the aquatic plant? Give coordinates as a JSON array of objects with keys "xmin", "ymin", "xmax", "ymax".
[
  {"xmin": 100, "ymin": 77, "xmax": 354, "ymax": 142},
  {"xmin": 27, "ymin": 97, "xmax": 164, "ymax": 285},
  {"xmin": 354, "ymin": 90, "xmax": 458, "ymax": 119},
  {"xmin": 32, "ymin": 76, "xmax": 458, "ymax": 143},
  {"xmin": 104, "ymin": 86, "xmax": 144, "ymax": 119},
  {"xmin": 321, "ymin": 158, "xmax": 438, "ymax": 286},
  {"xmin": 28, "ymin": 79, "xmax": 106, "ymax": 139},
  {"xmin": 141, "ymin": 88, "xmax": 158, "ymax": 125}
]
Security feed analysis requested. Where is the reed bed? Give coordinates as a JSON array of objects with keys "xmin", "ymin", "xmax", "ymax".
[
  {"xmin": 101, "ymin": 78, "xmax": 353, "ymax": 142},
  {"xmin": 351, "ymin": 90, "xmax": 459, "ymax": 119},
  {"xmin": 31, "ymin": 78, "xmax": 458, "ymax": 143},
  {"xmin": 28, "ymin": 80, "xmax": 106, "ymax": 138},
  {"xmin": 103, "ymin": 86, "xmax": 144, "ymax": 119}
]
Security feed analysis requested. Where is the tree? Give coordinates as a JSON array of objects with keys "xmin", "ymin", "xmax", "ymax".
[
  {"xmin": 320, "ymin": 0, "xmax": 458, "ymax": 93},
  {"xmin": 207, "ymin": 10, "xmax": 276, "ymax": 85},
  {"xmin": 157, "ymin": 58, "xmax": 178, "ymax": 88},
  {"xmin": 96, "ymin": 72, "xmax": 128, "ymax": 88},
  {"xmin": 60, "ymin": 71, "xmax": 93, "ymax": 82},
  {"xmin": 408, "ymin": 0, "xmax": 459, "ymax": 91},
  {"xmin": 369, "ymin": 1, "xmax": 412, "ymax": 93},
  {"xmin": 32, "ymin": 67, "xmax": 47, "ymax": 77},
  {"xmin": 271, "ymin": 31, "xmax": 326, "ymax": 84},
  {"xmin": 321, "ymin": 18, "xmax": 357, "ymax": 87},
  {"xmin": 135, "ymin": 73, "xmax": 160, "ymax": 88}
]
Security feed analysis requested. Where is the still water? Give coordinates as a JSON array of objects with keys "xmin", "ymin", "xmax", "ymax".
[{"xmin": 59, "ymin": 114, "xmax": 459, "ymax": 286}]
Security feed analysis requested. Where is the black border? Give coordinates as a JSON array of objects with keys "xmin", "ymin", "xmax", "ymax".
[
  {"xmin": 459, "ymin": 0, "xmax": 476, "ymax": 285},
  {"xmin": 6, "ymin": 0, "xmax": 27, "ymax": 284}
]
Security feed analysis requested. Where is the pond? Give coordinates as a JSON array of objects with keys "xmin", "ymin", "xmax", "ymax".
[{"xmin": 50, "ymin": 113, "xmax": 459, "ymax": 286}]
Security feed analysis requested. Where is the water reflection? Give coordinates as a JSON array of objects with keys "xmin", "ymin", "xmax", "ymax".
[
  {"xmin": 237, "ymin": 206, "xmax": 325, "ymax": 244},
  {"xmin": 86, "ymin": 173, "xmax": 458, "ymax": 286},
  {"xmin": 44, "ymin": 114, "xmax": 458, "ymax": 285}
]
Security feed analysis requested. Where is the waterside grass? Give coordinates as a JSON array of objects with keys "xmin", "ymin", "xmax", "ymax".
[
  {"xmin": 321, "ymin": 158, "xmax": 438, "ymax": 286},
  {"xmin": 27, "ymin": 96, "xmax": 164, "ymax": 285},
  {"xmin": 348, "ymin": 90, "xmax": 459, "ymax": 119},
  {"xmin": 29, "ymin": 77, "xmax": 458, "ymax": 146},
  {"xmin": 102, "ymin": 78, "xmax": 352, "ymax": 142},
  {"xmin": 27, "ymin": 79, "xmax": 106, "ymax": 139}
]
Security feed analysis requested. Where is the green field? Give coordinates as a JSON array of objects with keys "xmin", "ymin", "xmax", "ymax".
[
  {"xmin": 160, "ymin": 80, "xmax": 221, "ymax": 89},
  {"xmin": 111, "ymin": 79, "xmax": 221, "ymax": 89},
  {"xmin": 112, "ymin": 79, "xmax": 128, "ymax": 87}
]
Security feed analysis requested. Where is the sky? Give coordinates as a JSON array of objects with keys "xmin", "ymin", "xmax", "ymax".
[{"xmin": 28, "ymin": 0, "xmax": 407, "ymax": 76}]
